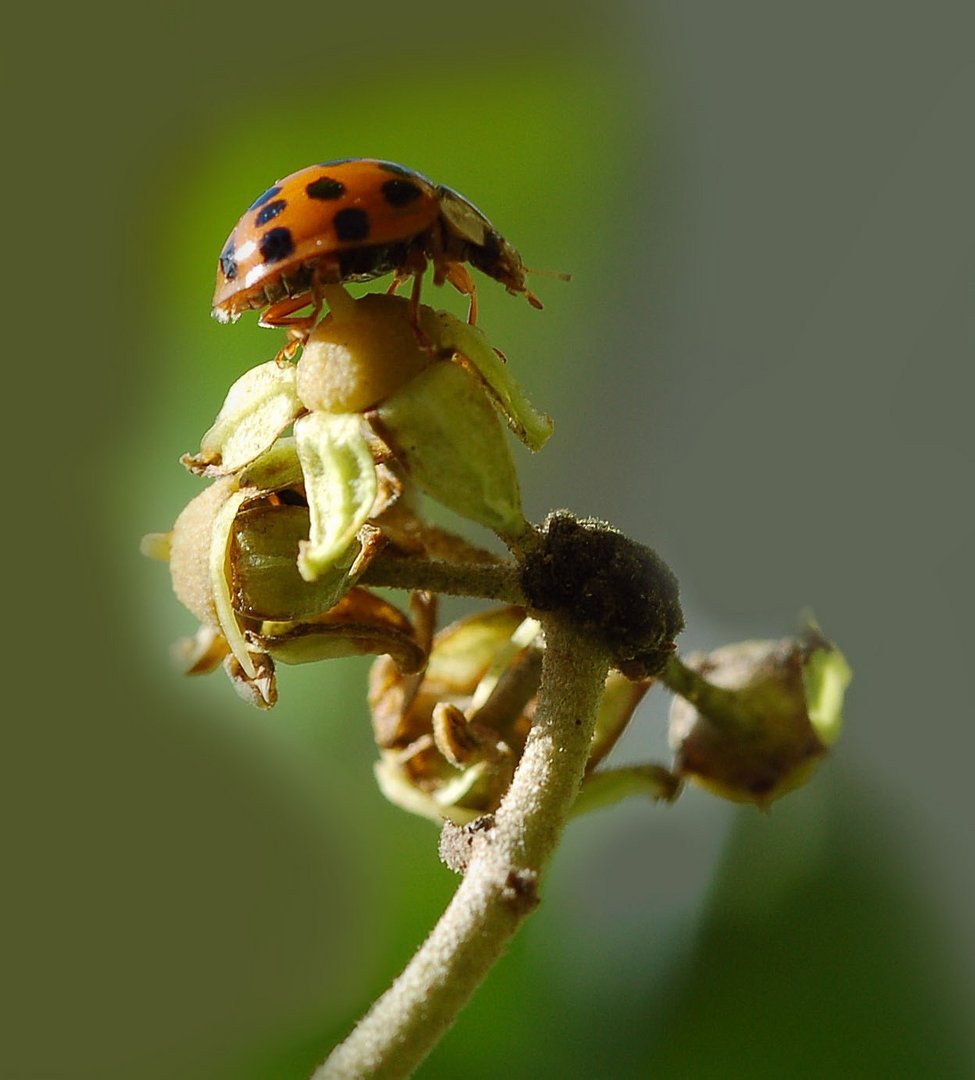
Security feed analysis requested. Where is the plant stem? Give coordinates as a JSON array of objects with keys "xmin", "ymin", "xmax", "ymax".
[
  {"xmin": 312, "ymin": 616, "xmax": 611, "ymax": 1079},
  {"xmin": 572, "ymin": 764, "xmax": 682, "ymax": 817},
  {"xmin": 659, "ymin": 653, "xmax": 755, "ymax": 734},
  {"xmin": 361, "ymin": 552, "xmax": 525, "ymax": 604}
]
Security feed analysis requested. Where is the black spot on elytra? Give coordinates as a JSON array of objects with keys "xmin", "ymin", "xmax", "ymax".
[
  {"xmin": 333, "ymin": 207, "xmax": 370, "ymax": 242},
  {"xmin": 259, "ymin": 226, "xmax": 295, "ymax": 263},
  {"xmin": 219, "ymin": 240, "xmax": 238, "ymax": 280},
  {"xmin": 306, "ymin": 176, "xmax": 346, "ymax": 200},
  {"xmin": 248, "ymin": 185, "xmax": 282, "ymax": 211},
  {"xmin": 254, "ymin": 199, "xmax": 286, "ymax": 226},
  {"xmin": 381, "ymin": 178, "xmax": 424, "ymax": 207}
]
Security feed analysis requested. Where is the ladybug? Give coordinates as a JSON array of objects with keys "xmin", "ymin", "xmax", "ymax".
[{"xmin": 212, "ymin": 158, "xmax": 545, "ymax": 330}]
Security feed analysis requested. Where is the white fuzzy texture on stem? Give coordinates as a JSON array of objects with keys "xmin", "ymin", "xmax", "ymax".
[{"xmin": 313, "ymin": 616, "xmax": 610, "ymax": 1079}]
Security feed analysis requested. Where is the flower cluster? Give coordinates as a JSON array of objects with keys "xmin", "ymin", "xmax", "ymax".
[
  {"xmin": 146, "ymin": 283, "xmax": 851, "ymax": 819},
  {"xmin": 143, "ymin": 285, "xmax": 552, "ymax": 709}
]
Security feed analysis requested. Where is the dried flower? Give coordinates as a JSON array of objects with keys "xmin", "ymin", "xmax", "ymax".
[
  {"xmin": 141, "ymin": 446, "xmax": 422, "ymax": 708},
  {"xmin": 370, "ymin": 605, "xmax": 652, "ymax": 823},
  {"xmin": 667, "ymin": 621, "xmax": 851, "ymax": 806}
]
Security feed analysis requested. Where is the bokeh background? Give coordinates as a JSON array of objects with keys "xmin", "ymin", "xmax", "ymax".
[{"xmin": 7, "ymin": 1, "xmax": 973, "ymax": 1077}]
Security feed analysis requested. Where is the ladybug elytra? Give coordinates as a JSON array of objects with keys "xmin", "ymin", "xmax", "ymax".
[{"xmin": 212, "ymin": 158, "xmax": 543, "ymax": 330}]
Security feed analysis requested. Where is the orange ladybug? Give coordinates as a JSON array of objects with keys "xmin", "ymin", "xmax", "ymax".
[{"xmin": 212, "ymin": 159, "xmax": 543, "ymax": 330}]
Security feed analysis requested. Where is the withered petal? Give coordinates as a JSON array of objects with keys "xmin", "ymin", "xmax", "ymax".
[
  {"xmin": 223, "ymin": 651, "xmax": 277, "ymax": 709},
  {"xmin": 257, "ymin": 587, "xmax": 427, "ymax": 674},
  {"xmin": 171, "ymin": 624, "xmax": 231, "ymax": 675}
]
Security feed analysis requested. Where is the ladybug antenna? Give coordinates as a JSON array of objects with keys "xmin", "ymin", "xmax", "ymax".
[
  {"xmin": 526, "ymin": 265, "xmax": 572, "ymax": 283},
  {"xmin": 521, "ymin": 266, "xmax": 570, "ymax": 310}
]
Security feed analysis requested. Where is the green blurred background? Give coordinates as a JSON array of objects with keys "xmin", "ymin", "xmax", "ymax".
[{"xmin": 7, "ymin": 2, "xmax": 973, "ymax": 1077}]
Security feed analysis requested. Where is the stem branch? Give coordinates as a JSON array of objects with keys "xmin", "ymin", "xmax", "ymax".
[
  {"xmin": 660, "ymin": 653, "xmax": 755, "ymax": 733},
  {"xmin": 361, "ymin": 553, "xmax": 525, "ymax": 604},
  {"xmin": 312, "ymin": 616, "xmax": 611, "ymax": 1079}
]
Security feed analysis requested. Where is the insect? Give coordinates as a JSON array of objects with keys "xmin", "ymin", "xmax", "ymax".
[{"xmin": 212, "ymin": 158, "xmax": 546, "ymax": 331}]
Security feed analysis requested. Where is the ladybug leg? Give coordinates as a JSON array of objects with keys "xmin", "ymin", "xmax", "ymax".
[
  {"xmin": 467, "ymin": 286, "xmax": 479, "ymax": 326},
  {"xmin": 427, "ymin": 223, "xmax": 479, "ymax": 324},
  {"xmin": 395, "ymin": 250, "xmax": 434, "ymax": 352},
  {"xmin": 408, "ymin": 271, "xmax": 424, "ymax": 322},
  {"xmin": 260, "ymin": 256, "xmax": 347, "ymax": 334},
  {"xmin": 427, "ymin": 223, "xmax": 452, "ymax": 291},
  {"xmin": 407, "ymin": 272, "xmax": 436, "ymax": 353},
  {"xmin": 275, "ymin": 336, "xmax": 304, "ymax": 364},
  {"xmin": 398, "ymin": 246, "xmax": 428, "ymax": 326},
  {"xmin": 260, "ymin": 293, "xmax": 323, "ymax": 365},
  {"xmin": 259, "ymin": 292, "xmax": 321, "ymax": 332},
  {"xmin": 390, "ymin": 243, "xmax": 433, "ymax": 349},
  {"xmin": 444, "ymin": 262, "xmax": 479, "ymax": 324}
]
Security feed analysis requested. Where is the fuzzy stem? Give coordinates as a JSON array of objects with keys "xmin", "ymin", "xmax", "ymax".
[
  {"xmin": 312, "ymin": 616, "xmax": 611, "ymax": 1080},
  {"xmin": 360, "ymin": 553, "xmax": 525, "ymax": 604}
]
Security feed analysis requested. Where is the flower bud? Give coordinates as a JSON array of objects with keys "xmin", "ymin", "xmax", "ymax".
[
  {"xmin": 370, "ymin": 607, "xmax": 539, "ymax": 823},
  {"xmin": 146, "ymin": 286, "xmax": 557, "ymax": 710},
  {"xmin": 296, "ymin": 290, "xmax": 553, "ymax": 452},
  {"xmin": 421, "ymin": 311, "xmax": 553, "ymax": 451},
  {"xmin": 373, "ymin": 359, "xmax": 526, "ymax": 539},
  {"xmin": 294, "ymin": 289, "xmax": 550, "ymax": 540},
  {"xmin": 668, "ymin": 625, "xmax": 851, "ymax": 807},
  {"xmin": 296, "ymin": 292, "xmax": 433, "ymax": 414},
  {"xmin": 165, "ymin": 476, "xmax": 239, "ymax": 632}
]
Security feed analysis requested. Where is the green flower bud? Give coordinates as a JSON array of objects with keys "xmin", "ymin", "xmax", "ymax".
[
  {"xmin": 145, "ymin": 286, "xmax": 560, "ymax": 713},
  {"xmin": 423, "ymin": 311, "xmax": 553, "ymax": 451},
  {"xmin": 295, "ymin": 290, "xmax": 552, "ymax": 453},
  {"xmin": 163, "ymin": 476, "xmax": 249, "ymax": 663},
  {"xmin": 374, "ymin": 360, "xmax": 526, "ymax": 540},
  {"xmin": 369, "ymin": 606, "xmax": 538, "ymax": 823}
]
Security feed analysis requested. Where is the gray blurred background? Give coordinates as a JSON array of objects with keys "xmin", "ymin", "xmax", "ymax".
[{"xmin": 6, "ymin": 1, "xmax": 972, "ymax": 1077}]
